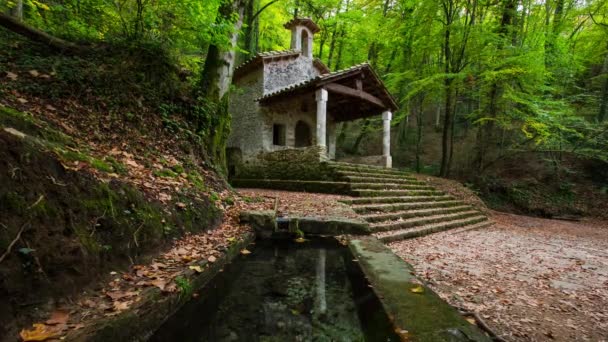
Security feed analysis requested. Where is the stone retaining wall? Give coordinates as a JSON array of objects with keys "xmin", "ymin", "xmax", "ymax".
[{"xmin": 233, "ymin": 146, "xmax": 338, "ymax": 181}]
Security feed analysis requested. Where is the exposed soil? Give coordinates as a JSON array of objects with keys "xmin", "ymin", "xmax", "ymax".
[
  {"xmin": 389, "ymin": 211, "xmax": 608, "ymax": 342},
  {"xmin": 236, "ymin": 188, "xmax": 359, "ymax": 219}
]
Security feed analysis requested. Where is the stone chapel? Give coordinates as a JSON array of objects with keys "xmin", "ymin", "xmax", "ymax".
[{"xmin": 227, "ymin": 18, "xmax": 398, "ymax": 178}]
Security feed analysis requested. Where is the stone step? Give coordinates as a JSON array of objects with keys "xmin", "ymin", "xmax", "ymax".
[
  {"xmin": 362, "ymin": 205, "xmax": 473, "ymax": 223},
  {"xmin": 343, "ymin": 176, "xmax": 425, "ymax": 185},
  {"xmin": 341, "ymin": 195, "xmax": 454, "ymax": 205},
  {"xmin": 351, "ymin": 200, "xmax": 464, "ymax": 214},
  {"xmin": 370, "ymin": 210, "xmax": 481, "ymax": 232},
  {"xmin": 350, "ymin": 183, "xmax": 435, "ymax": 191},
  {"xmin": 330, "ymin": 164, "xmax": 412, "ymax": 177},
  {"xmin": 377, "ymin": 218, "xmax": 492, "ymax": 243},
  {"xmin": 336, "ymin": 170, "xmax": 417, "ymax": 181},
  {"xmin": 351, "ymin": 189, "xmax": 444, "ymax": 197},
  {"xmin": 329, "ymin": 161, "xmax": 402, "ymax": 171}
]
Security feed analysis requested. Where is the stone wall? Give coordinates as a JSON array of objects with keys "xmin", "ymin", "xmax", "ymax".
[
  {"xmin": 263, "ymin": 56, "xmax": 320, "ymax": 94},
  {"xmin": 233, "ymin": 146, "xmax": 339, "ymax": 181},
  {"xmin": 227, "ymin": 69, "xmax": 265, "ymax": 160}
]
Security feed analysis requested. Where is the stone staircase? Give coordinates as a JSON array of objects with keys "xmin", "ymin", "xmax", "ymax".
[{"xmin": 330, "ymin": 162, "xmax": 492, "ymax": 243}]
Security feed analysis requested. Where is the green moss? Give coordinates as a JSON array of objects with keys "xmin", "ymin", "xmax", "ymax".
[
  {"xmin": 154, "ymin": 168, "xmax": 178, "ymax": 178},
  {"xmin": 0, "ymin": 105, "xmax": 73, "ymax": 146},
  {"xmin": 106, "ymin": 156, "xmax": 128, "ymax": 174},
  {"xmin": 1, "ymin": 191, "xmax": 27, "ymax": 214},
  {"xmin": 187, "ymin": 171, "xmax": 207, "ymax": 191},
  {"xmin": 56, "ymin": 147, "xmax": 91, "ymax": 163},
  {"xmin": 171, "ymin": 164, "xmax": 185, "ymax": 174},
  {"xmin": 91, "ymin": 158, "xmax": 114, "ymax": 173}
]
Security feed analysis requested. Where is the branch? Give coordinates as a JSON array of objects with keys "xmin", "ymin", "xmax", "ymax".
[
  {"xmin": 251, "ymin": 0, "xmax": 281, "ymax": 22},
  {"xmin": 0, "ymin": 13, "xmax": 84, "ymax": 52},
  {"xmin": 589, "ymin": 10, "xmax": 608, "ymax": 28},
  {"xmin": 0, "ymin": 222, "xmax": 28, "ymax": 264}
]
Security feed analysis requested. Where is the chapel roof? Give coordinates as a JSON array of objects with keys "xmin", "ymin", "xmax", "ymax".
[
  {"xmin": 233, "ymin": 50, "xmax": 330, "ymax": 80},
  {"xmin": 257, "ymin": 63, "xmax": 398, "ymax": 112},
  {"xmin": 284, "ymin": 18, "xmax": 320, "ymax": 34}
]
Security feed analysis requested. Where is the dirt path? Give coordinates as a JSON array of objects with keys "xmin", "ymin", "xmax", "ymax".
[{"xmin": 389, "ymin": 211, "xmax": 608, "ymax": 342}]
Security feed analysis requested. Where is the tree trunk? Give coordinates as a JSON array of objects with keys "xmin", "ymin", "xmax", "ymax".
[
  {"xmin": 8, "ymin": 0, "xmax": 23, "ymax": 21},
  {"xmin": 599, "ymin": 44, "xmax": 608, "ymax": 122},
  {"xmin": 198, "ymin": 0, "xmax": 248, "ymax": 169},
  {"xmin": 439, "ymin": 0, "xmax": 454, "ymax": 177},
  {"xmin": 200, "ymin": 0, "xmax": 246, "ymax": 100},
  {"xmin": 0, "ymin": 13, "xmax": 82, "ymax": 52},
  {"xmin": 326, "ymin": 24, "xmax": 339, "ymax": 67},
  {"xmin": 352, "ymin": 119, "xmax": 370, "ymax": 153},
  {"xmin": 333, "ymin": 28, "xmax": 345, "ymax": 70}
]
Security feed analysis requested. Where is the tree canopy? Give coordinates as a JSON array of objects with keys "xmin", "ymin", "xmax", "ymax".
[{"xmin": 1, "ymin": 0, "xmax": 607, "ymax": 175}]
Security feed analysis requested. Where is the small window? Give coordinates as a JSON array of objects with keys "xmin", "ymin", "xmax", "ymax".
[{"xmin": 273, "ymin": 124, "xmax": 286, "ymax": 146}]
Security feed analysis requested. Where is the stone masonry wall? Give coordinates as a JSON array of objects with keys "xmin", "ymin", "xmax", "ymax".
[
  {"xmin": 227, "ymin": 69, "xmax": 265, "ymax": 159},
  {"xmin": 234, "ymin": 146, "xmax": 339, "ymax": 181},
  {"xmin": 263, "ymin": 56, "xmax": 320, "ymax": 94}
]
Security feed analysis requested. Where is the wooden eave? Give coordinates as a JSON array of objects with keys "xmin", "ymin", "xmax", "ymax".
[{"xmin": 257, "ymin": 63, "xmax": 398, "ymax": 121}]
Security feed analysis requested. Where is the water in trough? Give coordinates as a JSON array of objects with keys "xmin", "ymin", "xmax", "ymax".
[{"xmin": 151, "ymin": 238, "xmax": 398, "ymax": 342}]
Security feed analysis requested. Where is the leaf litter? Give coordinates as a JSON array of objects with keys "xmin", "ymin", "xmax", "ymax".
[{"xmin": 389, "ymin": 211, "xmax": 608, "ymax": 341}]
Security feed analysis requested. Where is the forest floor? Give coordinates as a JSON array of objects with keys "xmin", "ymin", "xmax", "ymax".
[{"xmin": 390, "ymin": 211, "xmax": 608, "ymax": 342}]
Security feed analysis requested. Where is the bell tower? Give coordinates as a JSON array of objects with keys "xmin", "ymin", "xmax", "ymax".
[{"xmin": 284, "ymin": 18, "xmax": 320, "ymax": 59}]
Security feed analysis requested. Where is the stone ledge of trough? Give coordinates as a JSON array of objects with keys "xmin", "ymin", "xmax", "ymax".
[{"xmin": 348, "ymin": 237, "xmax": 492, "ymax": 342}]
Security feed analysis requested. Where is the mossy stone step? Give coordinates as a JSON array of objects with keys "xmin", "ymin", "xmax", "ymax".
[
  {"xmin": 352, "ymin": 189, "xmax": 444, "ymax": 197},
  {"xmin": 376, "ymin": 216, "xmax": 490, "ymax": 243},
  {"xmin": 329, "ymin": 161, "xmax": 403, "ymax": 171},
  {"xmin": 342, "ymin": 176, "xmax": 425, "ymax": 185},
  {"xmin": 362, "ymin": 205, "xmax": 473, "ymax": 223},
  {"xmin": 370, "ymin": 210, "xmax": 481, "ymax": 232},
  {"xmin": 336, "ymin": 170, "xmax": 417, "ymax": 181},
  {"xmin": 331, "ymin": 165, "xmax": 412, "ymax": 177},
  {"xmin": 231, "ymin": 179, "xmax": 351, "ymax": 195},
  {"xmin": 350, "ymin": 183, "xmax": 435, "ymax": 191},
  {"xmin": 351, "ymin": 200, "xmax": 464, "ymax": 214},
  {"xmin": 341, "ymin": 195, "xmax": 454, "ymax": 205}
]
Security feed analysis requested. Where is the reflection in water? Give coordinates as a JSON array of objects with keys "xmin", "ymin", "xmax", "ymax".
[{"xmin": 151, "ymin": 238, "xmax": 398, "ymax": 342}]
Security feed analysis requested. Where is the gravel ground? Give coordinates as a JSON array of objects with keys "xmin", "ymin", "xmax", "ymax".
[{"xmin": 389, "ymin": 211, "xmax": 608, "ymax": 342}]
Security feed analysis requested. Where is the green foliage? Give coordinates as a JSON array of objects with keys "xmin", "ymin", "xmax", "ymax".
[
  {"xmin": 2, "ymin": 0, "xmax": 607, "ymax": 175},
  {"xmin": 174, "ymin": 276, "xmax": 193, "ymax": 296}
]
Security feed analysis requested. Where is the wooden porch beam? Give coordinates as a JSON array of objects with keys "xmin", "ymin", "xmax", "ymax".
[{"xmin": 324, "ymin": 82, "xmax": 386, "ymax": 109}]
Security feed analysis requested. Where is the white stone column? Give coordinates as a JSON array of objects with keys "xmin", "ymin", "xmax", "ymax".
[
  {"xmin": 315, "ymin": 88, "xmax": 328, "ymax": 149},
  {"xmin": 382, "ymin": 111, "xmax": 392, "ymax": 168}
]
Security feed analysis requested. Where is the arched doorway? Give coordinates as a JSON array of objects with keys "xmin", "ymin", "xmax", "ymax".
[{"xmin": 295, "ymin": 120, "xmax": 312, "ymax": 147}]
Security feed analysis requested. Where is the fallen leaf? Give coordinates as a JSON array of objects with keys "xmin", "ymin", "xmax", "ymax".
[
  {"xmin": 46, "ymin": 310, "xmax": 69, "ymax": 325},
  {"xmin": 105, "ymin": 291, "xmax": 137, "ymax": 301},
  {"xmin": 410, "ymin": 285, "xmax": 425, "ymax": 294},
  {"xmin": 150, "ymin": 279, "xmax": 167, "ymax": 291},
  {"xmin": 189, "ymin": 265, "xmax": 203, "ymax": 273},
  {"xmin": 294, "ymin": 237, "xmax": 307, "ymax": 243},
  {"xmin": 29, "ymin": 70, "xmax": 40, "ymax": 77},
  {"xmin": 17, "ymin": 98, "xmax": 28, "ymax": 104},
  {"xmin": 19, "ymin": 323, "xmax": 61, "ymax": 341},
  {"xmin": 240, "ymin": 249, "xmax": 251, "ymax": 255},
  {"xmin": 6, "ymin": 71, "xmax": 18, "ymax": 80},
  {"xmin": 208, "ymin": 255, "xmax": 217, "ymax": 263},
  {"xmin": 113, "ymin": 301, "xmax": 130, "ymax": 312}
]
